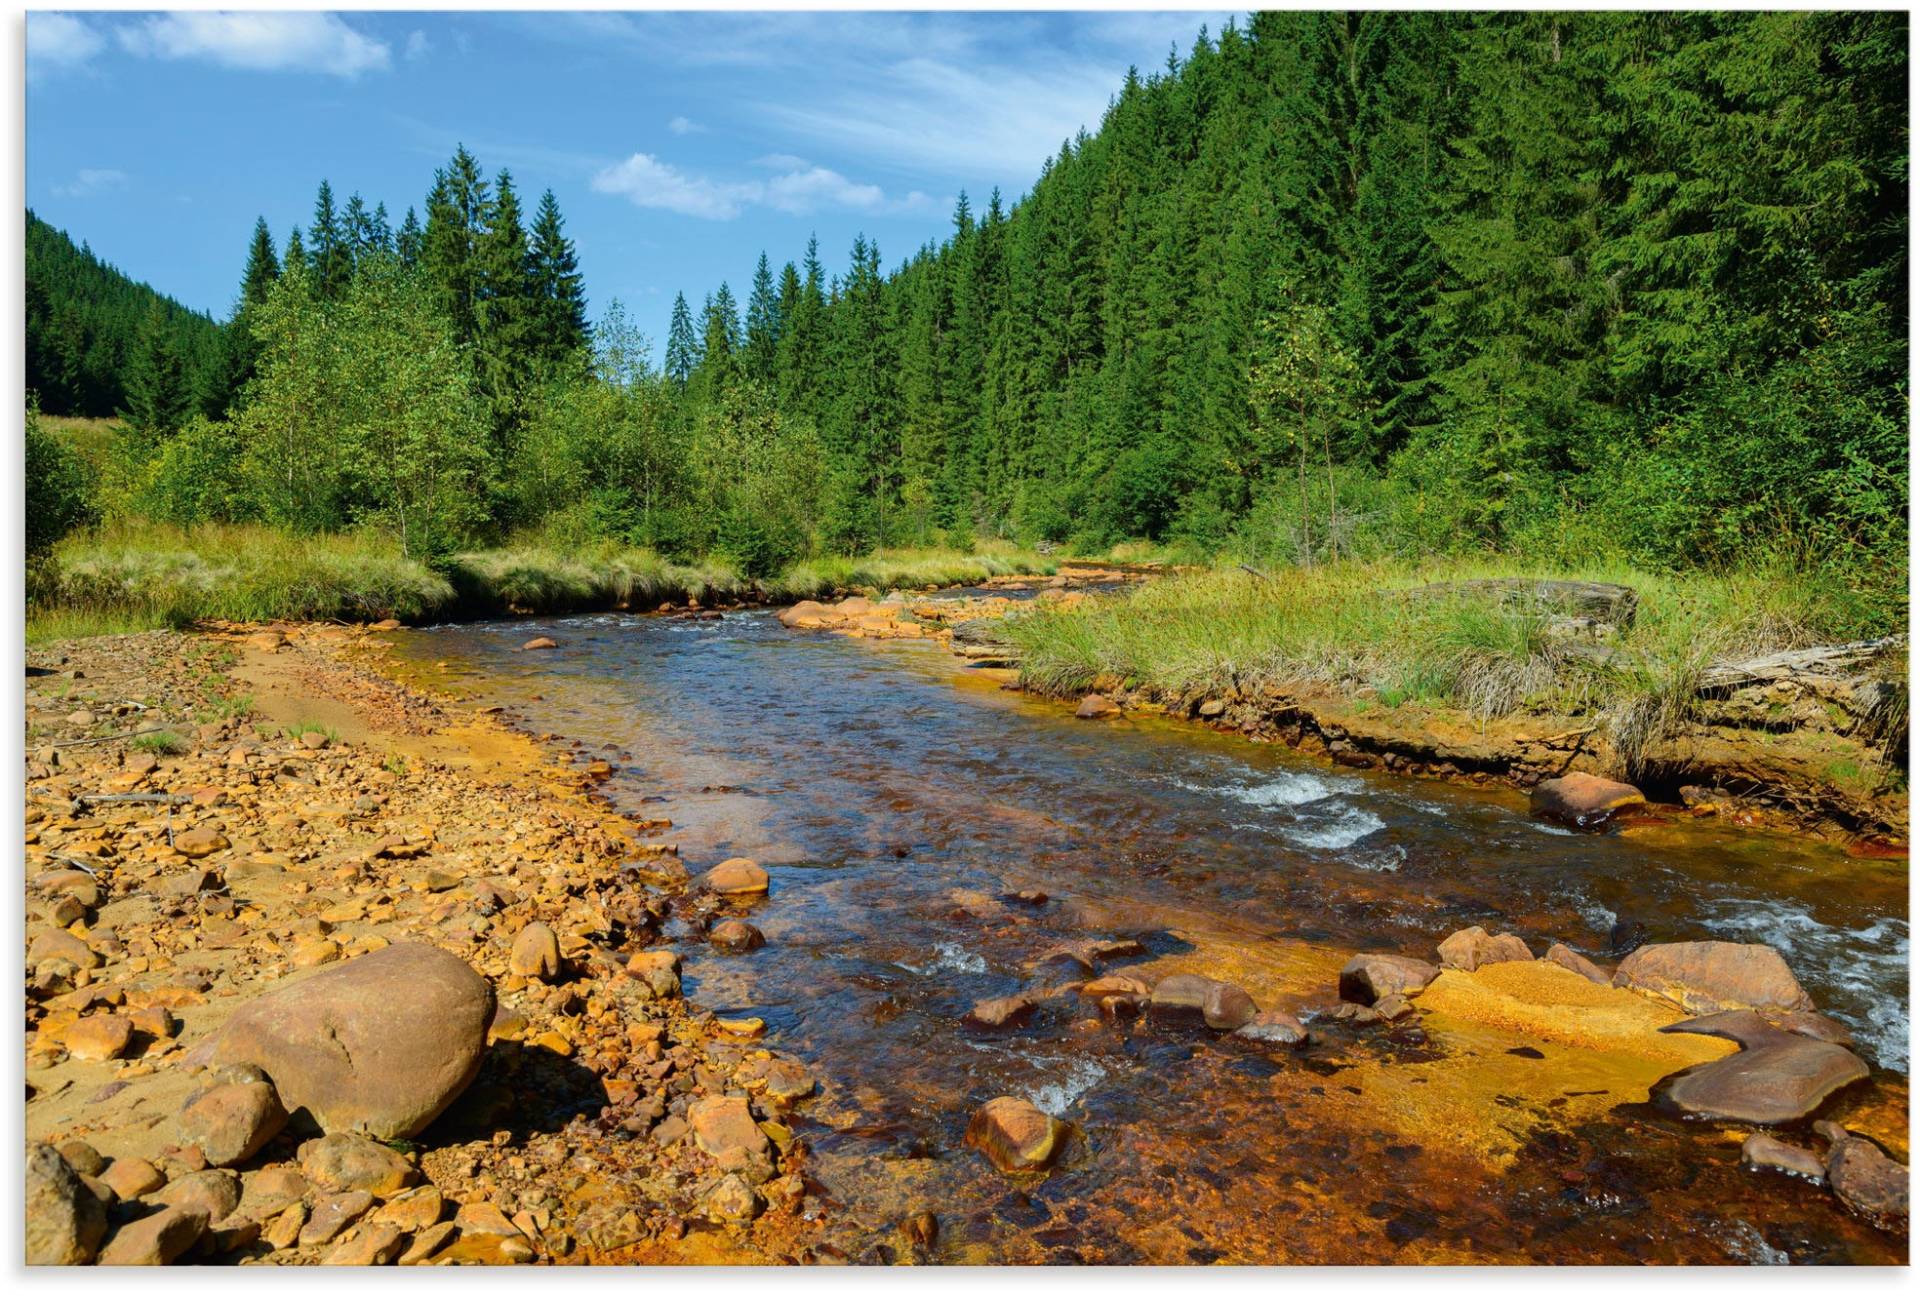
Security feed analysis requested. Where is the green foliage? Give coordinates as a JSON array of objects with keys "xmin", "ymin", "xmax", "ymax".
[
  {"xmin": 130, "ymin": 729, "xmax": 188, "ymax": 756},
  {"xmin": 25, "ymin": 400, "xmax": 97, "ymax": 559}
]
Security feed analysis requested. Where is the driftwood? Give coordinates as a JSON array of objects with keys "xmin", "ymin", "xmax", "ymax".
[
  {"xmin": 1407, "ymin": 578, "xmax": 1639, "ymax": 629},
  {"xmin": 55, "ymin": 726, "xmax": 171, "ymax": 749},
  {"xmin": 1695, "ymin": 637, "xmax": 1904, "ymax": 693}
]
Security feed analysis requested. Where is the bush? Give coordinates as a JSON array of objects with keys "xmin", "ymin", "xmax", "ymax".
[{"xmin": 26, "ymin": 403, "xmax": 97, "ymax": 558}]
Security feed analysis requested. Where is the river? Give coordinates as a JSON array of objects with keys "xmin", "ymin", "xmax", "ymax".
[{"xmin": 394, "ymin": 601, "xmax": 1908, "ymax": 1264}]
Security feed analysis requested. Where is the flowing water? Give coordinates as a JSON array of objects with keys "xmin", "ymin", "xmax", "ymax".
[{"xmin": 396, "ymin": 603, "xmax": 1909, "ymax": 1265}]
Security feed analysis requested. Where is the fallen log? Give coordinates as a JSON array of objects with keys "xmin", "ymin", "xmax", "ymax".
[
  {"xmin": 1695, "ymin": 637, "xmax": 1904, "ymax": 693},
  {"xmin": 1405, "ymin": 578, "xmax": 1639, "ymax": 628}
]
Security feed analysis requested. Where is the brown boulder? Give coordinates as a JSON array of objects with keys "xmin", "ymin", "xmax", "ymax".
[
  {"xmin": 966, "ymin": 1096, "xmax": 1066, "ymax": 1173},
  {"xmin": 1202, "ymin": 981, "xmax": 1258, "ymax": 1030},
  {"xmin": 521, "ymin": 637, "xmax": 557, "ymax": 651},
  {"xmin": 701, "ymin": 857, "xmax": 769, "ymax": 897},
  {"xmin": 211, "ymin": 942, "xmax": 493, "ymax": 1139},
  {"xmin": 1817, "ymin": 1123, "xmax": 1909, "ymax": 1231},
  {"xmin": 1529, "ymin": 772, "xmax": 1646, "ymax": 827},
  {"xmin": 1236, "ymin": 1010, "xmax": 1309, "ymax": 1047},
  {"xmin": 709, "ymin": 918, "xmax": 765, "ymax": 953},
  {"xmin": 64, "ymin": 1014, "xmax": 134, "ymax": 1061},
  {"xmin": 964, "ymin": 994, "xmax": 1037, "ymax": 1029},
  {"xmin": 1338, "ymin": 953, "xmax": 1439, "ymax": 1005},
  {"xmin": 1657, "ymin": 1027, "xmax": 1867, "ymax": 1123},
  {"xmin": 776, "ymin": 601, "xmax": 829, "ymax": 628},
  {"xmin": 1615, "ymin": 941, "xmax": 1813, "ymax": 1015},
  {"xmin": 1740, "ymin": 1132, "xmax": 1826, "ymax": 1180},
  {"xmin": 1436, "ymin": 926, "xmax": 1533, "ymax": 972},
  {"xmin": 688, "ymin": 1095, "xmax": 770, "ymax": 1159},
  {"xmin": 174, "ymin": 827, "xmax": 230, "ymax": 859}
]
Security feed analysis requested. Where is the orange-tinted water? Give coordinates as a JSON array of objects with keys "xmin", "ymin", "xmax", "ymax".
[{"xmin": 397, "ymin": 606, "xmax": 1909, "ymax": 1264}]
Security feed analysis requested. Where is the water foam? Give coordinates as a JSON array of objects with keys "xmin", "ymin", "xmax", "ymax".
[
  {"xmin": 893, "ymin": 942, "xmax": 988, "ymax": 977},
  {"xmin": 1282, "ymin": 803, "xmax": 1387, "ymax": 851},
  {"xmin": 1026, "ymin": 1056, "xmax": 1108, "ymax": 1116}
]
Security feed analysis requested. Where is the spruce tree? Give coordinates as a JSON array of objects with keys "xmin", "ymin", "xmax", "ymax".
[
  {"xmin": 309, "ymin": 180, "xmax": 351, "ymax": 298},
  {"xmin": 665, "ymin": 292, "xmax": 698, "ymax": 388},
  {"xmin": 529, "ymin": 189, "xmax": 588, "ymax": 367},
  {"xmin": 121, "ymin": 298, "xmax": 193, "ymax": 435},
  {"xmin": 744, "ymin": 252, "xmax": 781, "ymax": 385}
]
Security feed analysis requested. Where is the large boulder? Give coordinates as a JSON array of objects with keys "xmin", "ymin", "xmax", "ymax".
[
  {"xmin": 1529, "ymin": 772, "xmax": 1645, "ymax": 828},
  {"xmin": 1338, "ymin": 953, "xmax": 1439, "ymax": 1005},
  {"xmin": 1614, "ymin": 941, "xmax": 1813, "ymax": 1015},
  {"xmin": 701, "ymin": 857, "xmax": 769, "ymax": 897},
  {"xmin": 966, "ymin": 1096, "xmax": 1067, "ymax": 1174},
  {"xmin": 98, "ymin": 1205, "xmax": 210, "ymax": 1266},
  {"xmin": 211, "ymin": 943, "xmax": 493, "ymax": 1139},
  {"xmin": 26, "ymin": 1143, "xmax": 107, "ymax": 1265},
  {"xmin": 297, "ymin": 1134, "xmax": 419, "ymax": 1196}
]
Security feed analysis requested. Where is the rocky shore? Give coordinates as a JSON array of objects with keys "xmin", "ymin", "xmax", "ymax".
[{"xmin": 25, "ymin": 625, "xmax": 829, "ymax": 1265}]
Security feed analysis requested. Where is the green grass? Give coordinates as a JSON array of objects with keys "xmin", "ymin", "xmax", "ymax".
[
  {"xmin": 27, "ymin": 522, "xmax": 1058, "ymax": 640},
  {"xmin": 1002, "ymin": 554, "xmax": 1904, "ymax": 775},
  {"xmin": 129, "ymin": 730, "xmax": 189, "ymax": 756},
  {"xmin": 282, "ymin": 720, "xmax": 340, "ymax": 744}
]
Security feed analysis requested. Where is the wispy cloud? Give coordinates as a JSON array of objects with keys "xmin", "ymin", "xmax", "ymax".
[
  {"xmin": 405, "ymin": 30, "xmax": 432, "ymax": 63},
  {"xmin": 27, "ymin": 13, "xmax": 106, "ymax": 77},
  {"xmin": 116, "ymin": 13, "xmax": 391, "ymax": 79},
  {"xmin": 51, "ymin": 168, "xmax": 128, "ymax": 199},
  {"xmin": 593, "ymin": 153, "xmax": 932, "ymax": 221},
  {"xmin": 667, "ymin": 116, "xmax": 704, "ymax": 136}
]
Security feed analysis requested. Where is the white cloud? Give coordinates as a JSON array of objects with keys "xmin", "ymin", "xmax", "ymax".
[
  {"xmin": 405, "ymin": 30, "xmax": 432, "ymax": 62},
  {"xmin": 116, "ymin": 13, "xmax": 391, "ymax": 78},
  {"xmin": 591, "ymin": 153, "xmax": 761, "ymax": 221},
  {"xmin": 593, "ymin": 153, "xmax": 931, "ymax": 221},
  {"xmin": 28, "ymin": 13, "xmax": 106, "ymax": 75},
  {"xmin": 667, "ymin": 116, "xmax": 704, "ymax": 136},
  {"xmin": 51, "ymin": 168, "xmax": 128, "ymax": 199}
]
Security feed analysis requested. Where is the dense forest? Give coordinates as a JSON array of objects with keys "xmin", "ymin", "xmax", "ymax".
[
  {"xmin": 28, "ymin": 10, "xmax": 1909, "ymax": 592},
  {"xmin": 26, "ymin": 212, "xmax": 227, "ymax": 424}
]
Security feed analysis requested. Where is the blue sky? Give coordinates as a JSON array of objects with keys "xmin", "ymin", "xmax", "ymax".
[{"xmin": 28, "ymin": 9, "xmax": 1233, "ymax": 356}]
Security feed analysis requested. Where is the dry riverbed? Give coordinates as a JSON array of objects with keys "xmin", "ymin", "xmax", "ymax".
[{"xmin": 26, "ymin": 623, "xmax": 837, "ymax": 1265}]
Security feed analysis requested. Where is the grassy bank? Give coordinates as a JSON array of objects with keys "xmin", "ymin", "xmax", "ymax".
[
  {"xmin": 1001, "ymin": 556, "xmax": 1906, "ymax": 775},
  {"xmin": 27, "ymin": 522, "xmax": 1057, "ymax": 643}
]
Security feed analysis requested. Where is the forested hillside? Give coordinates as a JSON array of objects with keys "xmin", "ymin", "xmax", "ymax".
[
  {"xmin": 28, "ymin": 9, "xmax": 1909, "ymax": 599},
  {"xmin": 26, "ymin": 211, "xmax": 227, "ymax": 423}
]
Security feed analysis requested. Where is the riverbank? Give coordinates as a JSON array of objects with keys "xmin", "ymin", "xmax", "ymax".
[
  {"xmin": 27, "ymin": 523, "xmax": 1059, "ymax": 643},
  {"xmin": 25, "ymin": 623, "xmax": 838, "ymax": 1264},
  {"xmin": 983, "ymin": 561, "xmax": 1909, "ymax": 845}
]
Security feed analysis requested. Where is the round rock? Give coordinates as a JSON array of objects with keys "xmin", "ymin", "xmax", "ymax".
[{"xmin": 211, "ymin": 942, "xmax": 494, "ymax": 1139}]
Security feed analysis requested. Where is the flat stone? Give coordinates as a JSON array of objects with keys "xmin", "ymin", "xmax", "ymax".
[
  {"xmin": 965, "ymin": 994, "xmax": 1037, "ymax": 1029},
  {"xmin": 370, "ymin": 1184, "xmax": 444, "ymax": 1231},
  {"xmin": 151, "ymin": 1169, "xmax": 240, "ymax": 1222},
  {"xmin": 174, "ymin": 827, "xmax": 230, "ymax": 859},
  {"xmin": 689, "ymin": 1095, "xmax": 770, "ymax": 1159},
  {"xmin": 701, "ymin": 857, "xmax": 769, "ymax": 896},
  {"xmin": 300, "ymin": 1191, "xmax": 375, "ymax": 1247},
  {"xmin": 26, "ymin": 1142, "xmax": 107, "ymax": 1265},
  {"xmin": 1148, "ymin": 973, "xmax": 1214, "ymax": 1018},
  {"xmin": 521, "ymin": 637, "xmax": 558, "ymax": 651},
  {"xmin": 1338, "ymin": 953, "xmax": 1439, "ymax": 1005},
  {"xmin": 99, "ymin": 1156, "xmax": 165, "ymax": 1202},
  {"xmin": 1616, "ymin": 941, "xmax": 1813, "ymax": 1015},
  {"xmin": 1529, "ymin": 772, "xmax": 1645, "ymax": 827},
  {"xmin": 966, "ymin": 1096, "xmax": 1066, "ymax": 1174},
  {"xmin": 212, "ymin": 942, "xmax": 493, "ymax": 1139},
  {"xmin": 1658, "ymin": 1032, "xmax": 1868, "ymax": 1123},
  {"xmin": 1436, "ymin": 926, "xmax": 1533, "ymax": 972},
  {"xmin": 98, "ymin": 1205, "xmax": 209, "ymax": 1265},
  {"xmin": 398, "ymin": 1220, "xmax": 457, "ymax": 1265}
]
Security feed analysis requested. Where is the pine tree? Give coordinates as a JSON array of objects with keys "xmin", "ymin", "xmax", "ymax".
[
  {"xmin": 744, "ymin": 253, "xmax": 781, "ymax": 386},
  {"xmin": 396, "ymin": 207, "xmax": 424, "ymax": 268},
  {"xmin": 121, "ymin": 298, "xmax": 193, "ymax": 435},
  {"xmin": 529, "ymin": 189, "xmax": 589, "ymax": 367},
  {"xmin": 475, "ymin": 166, "xmax": 537, "ymax": 425},
  {"xmin": 665, "ymin": 292, "xmax": 699, "ymax": 387},
  {"xmin": 309, "ymin": 180, "xmax": 351, "ymax": 298},
  {"xmin": 422, "ymin": 146, "xmax": 489, "ymax": 345}
]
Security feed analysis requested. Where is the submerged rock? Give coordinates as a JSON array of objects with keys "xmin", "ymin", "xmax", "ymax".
[
  {"xmin": 965, "ymin": 994, "xmax": 1037, "ymax": 1029},
  {"xmin": 211, "ymin": 942, "xmax": 493, "ymax": 1139},
  {"xmin": 1436, "ymin": 926, "xmax": 1533, "ymax": 972},
  {"xmin": 709, "ymin": 918, "xmax": 765, "ymax": 953},
  {"xmin": 1236, "ymin": 1010, "xmax": 1309, "ymax": 1047},
  {"xmin": 1740, "ymin": 1132, "xmax": 1826, "ymax": 1181},
  {"xmin": 521, "ymin": 637, "xmax": 557, "ymax": 651},
  {"xmin": 1529, "ymin": 772, "xmax": 1646, "ymax": 827},
  {"xmin": 966, "ymin": 1096, "xmax": 1066, "ymax": 1174},
  {"xmin": 1615, "ymin": 941, "xmax": 1813, "ymax": 1015}
]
